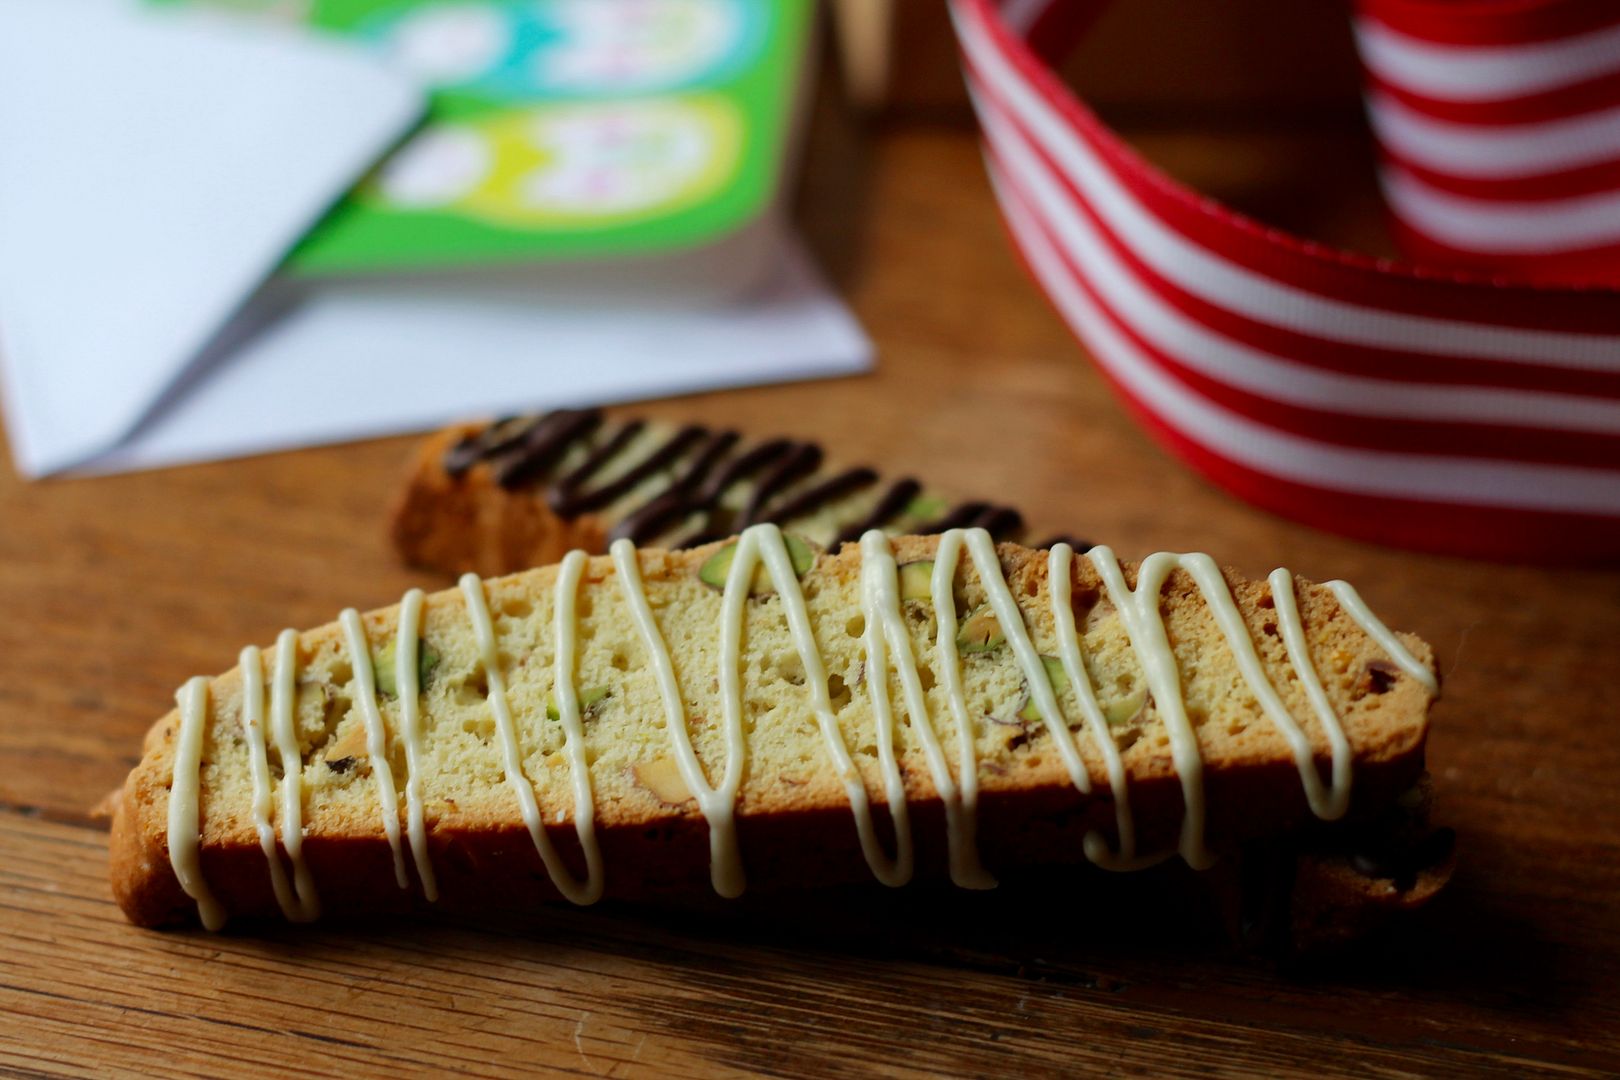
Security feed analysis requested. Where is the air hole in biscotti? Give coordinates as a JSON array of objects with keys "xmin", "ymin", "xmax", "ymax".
[
  {"xmin": 857, "ymin": 743, "xmax": 877, "ymax": 758},
  {"xmin": 1084, "ymin": 602, "xmax": 1114, "ymax": 633},
  {"xmin": 776, "ymin": 655, "xmax": 806, "ymax": 686},
  {"xmin": 500, "ymin": 597, "xmax": 533, "ymax": 619},
  {"xmin": 1116, "ymin": 728, "xmax": 1141, "ymax": 752},
  {"xmin": 918, "ymin": 666, "xmax": 936, "ymax": 693},
  {"xmin": 1262, "ymin": 621, "xmax": 1278, "ymax": 637},
  {"xmin": 576, "ymin": 594, "xmax": 594, "ymax": 618},
  {"xmin": 1228, "ymin": 722, "xmax": 1246, "ymax": 736},
  {"xmin": 1155, "ymin": 733, "xmax": 1170, "ymax": 749},
  {"xmin": 462, "ymin": 714, "xmax": 494, "ymax": 740},
  {"xmin": 827, "ymin": 673, "xmax": 852, "ymax": 711},
  {"xmin": 611, "ymin": 651, "xmax": 630, "ymax": 672},
  {"xmin": 454, "ymin": 671, "xmax": 489, "ymax": 707},
  {"xmin": 319, "ymin": 692, "xmax": 348, "ymax": 741},
  {"xmin": 845, "ymin": 614, "xmax": 865, "ymax": 639},
  {"xmin": 1187, "ymin": 706, "xmax": 1209, "ymax": 727},
  {"xmin": 1024, "ymin": 578, "xmax": 1039, "ymax": 598},
  {"xmin": 1025, "ymin": 754, "xmax": 1044, "ymax": 768},
  {"xmin": 1364, "ymin": 660, "xmax": 1399, "ymax": 695},
  {"xmin": 1258, "ymin": 594, "xmax": 1275, "ymax": 610}
]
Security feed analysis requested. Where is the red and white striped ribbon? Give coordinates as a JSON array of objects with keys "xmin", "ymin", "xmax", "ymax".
[
  {"xmin": 1359, "ymin": 0, "xmax": 1620, "ymax": 283},
  {"xmin": 952, "ymin": 0, "xmax": 1620, "ymax": 561}
]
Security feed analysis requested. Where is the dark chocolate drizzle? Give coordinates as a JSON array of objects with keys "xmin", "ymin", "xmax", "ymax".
[
  {"xmin": 609, "ymin": 430, "xmax": 741, "ymax": 545},
  {"xmin": 833, "ymin": 478, "xmax": 921, "ymax": 547},
  {"xmin": 767, "ymin": 467, "xmax": 879, "ymax": 530},
  {"xmin": 491, "ymin": 409, "xmax": 602, "ymax": 489},
  {"xmin": 914, "ymin": 501, "xmax": 1024, "ymax": 537},
  {"xmin": 737, "ymin": 442, "xmax": 823, "ymax": 528},
  {"xmin": 445, "ymin": 409, "xmax": 1045, "ymax": 550},
  {"xmin": 1035, "ymin": 534, "xmax": 1095, "ymax": 554},
  {"xmin": 549, "ymin": 422, "xmax": 700, "ymax": 515},
  {"xmin": 548, "ymin": 419, "xmax": 646, "ymax": 513},
  {"xmin": 444, "ymin": 415, "xmax": 535, "ymax": 477}
]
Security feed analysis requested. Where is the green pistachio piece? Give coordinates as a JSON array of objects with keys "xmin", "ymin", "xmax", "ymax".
[
  {"xmin": 956, "ymin": 605, "xmax": 1004, "ymax": 653},
  {"xmin": 373, "ymin": 642, "xmax": 398, "ymax": 697},
  {"xmin": 898, "ymin": 560, "xmax": 934, "ymax": 602},
  {"xmin": 372, "ymin": 638, "xmax": 439, "ymax": 698},
  {"xmin": 904, "ymin": 494, "xmax": 948, "ymax": 521},
  {"xmin": 546, "ymin": 685, "xmax": 611, "ymax": 722},
  {"xmin": 697, "ymin": 534, "xmax": 816, "ymax": 595},
  {"xmin": 1103, "ymin": 686, "xmax": 1148, "ymax": 727},
  {"xmin": 1018, "ymin": 656, "xmax": 1071, "ymax": 722}
]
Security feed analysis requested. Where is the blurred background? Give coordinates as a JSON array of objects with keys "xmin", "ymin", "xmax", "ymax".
[
  {"xmin": 7, "ymin": 2, "xmax": 1620, "ymax": 1075},
  {"xmin": 0, "ymin": 0, "xmax": 1396, "ymax": 482}
]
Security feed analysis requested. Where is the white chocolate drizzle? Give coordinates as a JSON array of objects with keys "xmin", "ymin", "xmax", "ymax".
[
  {"xmin": 860, "ymin": 530, "xmax": 994, "ymax": 889},
  {"xmin": 929, "ymin": 531, "xmax": 997, "ymax": 888},
  {"xmin": 1270, "ymin": 570, "xmax": 1352, "ymax": 820},
  {"xmin": 1046, "ymin": 544, "xmax": 1140, "ymax": 869},
  {"xmin": 166, "ymin": 527, "xmax": 1437, "ymax": 928},
  {"xmin": 1086, "ymin": 548, "xmax": 1217, "ymax": 869},
  {"xmin": 168, "ymin": 676, "xmax": 226, "ymax": 931},
  {"xmin": 611, "ymin": 538, "xmax": 746, "ymax": 898},
  {"xmin": 268, "ymin": 629, "xmax": 319, "ymax": 920},
  {"xmin": 338, "ymin": 609, "xmax": 410, "ymax": 890},
  {"xmin": 718, "ymin": 525, "xmax": 906, "ymax": 885},
  {"xmin": 395, "ymin": 589, "xmax": 439, "ymax": 902},
  {"xmin": 460, "ymin": 570, "xmax": 602, "ymax": 905},
  {"xmin": 854, "ymin": 535, "xmax": 916, "ymax": 886},
  {"xmin": 548, "ymin": 552, "xmax": 606, "ymax": 902},
  {"xmin": 238, "ymin": 645, "xmax": 301, "ymax": 920},
  {"xmin": 1177, "ymin": 558, "xmax": 1349, "ymax": 822},
  {"xmin": 1327, "ymin": 580, "xmax": 1440, "ymax": 694},
  {"xmin": 967, "ymin": 530, "xmax": 1092, "ymax": 795}
]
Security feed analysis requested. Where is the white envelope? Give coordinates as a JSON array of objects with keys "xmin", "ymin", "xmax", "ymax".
[
  {"xmin": 0, "ymin": 0, "xmax": 424, "ymax": 476},
  {"xmin": 85, "ymin": 234, "xmax": 872, "ymax": 475},
  {"xmin": 0, "ymin": 1, "xmax": 872, "ymax": 479}
]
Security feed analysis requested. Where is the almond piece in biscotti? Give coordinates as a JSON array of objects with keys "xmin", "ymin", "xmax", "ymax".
[
  {"xmin": 633, "ymin": 757, "xmax": 694, "ymax": 806},
  {"xmin": 322, "ymin": 723, "xmax": 370, "ymax": 773}
]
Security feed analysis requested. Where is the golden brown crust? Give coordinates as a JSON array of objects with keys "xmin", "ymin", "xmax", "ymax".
[
  {"xmin": 109, "ymin": 783, "xmax": 190, "ymax": 929},
  {"xmin": 390, "ymin": 424, "xmax": 612, "ymax": 578},
  {"xmin": 109, "ymin": 536, "xmax": 1441, "ymax": 939}
]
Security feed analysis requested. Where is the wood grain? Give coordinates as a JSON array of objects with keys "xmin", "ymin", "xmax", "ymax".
[{"xmin": 4, "ymin": 78, "xmax": 1619, "ymax": 1078}]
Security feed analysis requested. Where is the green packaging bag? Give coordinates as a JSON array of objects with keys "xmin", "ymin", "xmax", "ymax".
[{"xmin": 156, "ymin": 0, "xmax": 811, "ymax": 276}]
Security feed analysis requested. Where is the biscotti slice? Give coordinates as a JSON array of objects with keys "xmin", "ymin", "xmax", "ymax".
[
  {"xmin": 391, "ymin": 408, "xmax": 1075, "ymax": 577},
  {"xmin": 111, "ymin": 526, "xmax": 1445, "ymax": 942}
]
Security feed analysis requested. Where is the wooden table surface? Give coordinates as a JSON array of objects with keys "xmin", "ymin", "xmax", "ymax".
[{"xmin": 5, "ymin": 92, "xmax": 1619, "ymax": 1078}]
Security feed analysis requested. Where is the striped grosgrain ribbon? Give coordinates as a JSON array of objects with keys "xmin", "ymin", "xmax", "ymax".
[{"xmin": 951, "ymin": 0, "xmax": 1620, "ymax": 561}]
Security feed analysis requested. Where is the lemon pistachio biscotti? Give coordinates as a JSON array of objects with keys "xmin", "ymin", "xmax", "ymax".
[
  {"xmin": 391, "ymin": 407, "xmax": 1073, "ymax": 577},
  {"xmin": 111, "ymin": 527, "xmax": 1449, "ymax": 947}
]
